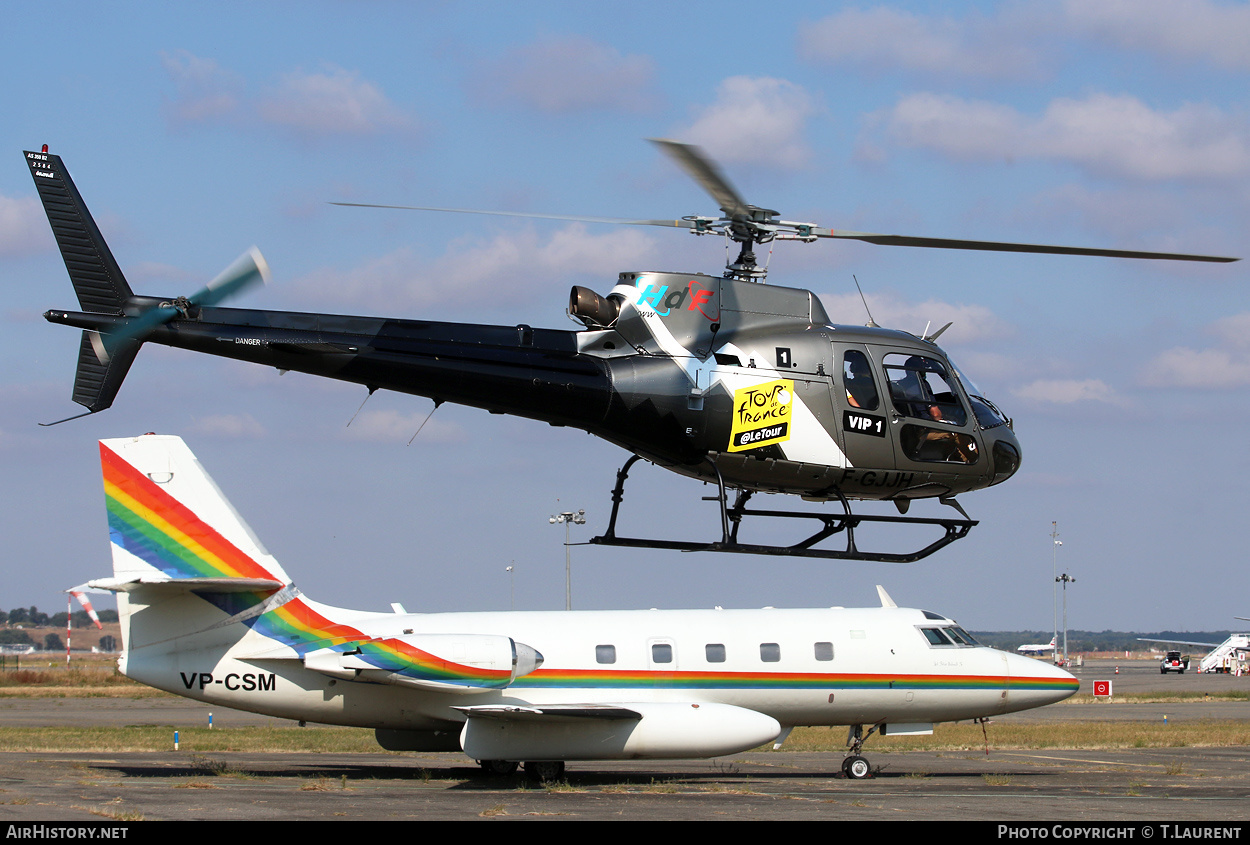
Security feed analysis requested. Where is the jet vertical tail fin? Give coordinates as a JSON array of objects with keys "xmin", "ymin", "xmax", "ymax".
[
  {"xmin": 91, "ymin": 434, "xmax": 296, "ymax": 659},
  {"xmin": 87, "ymin": 435, "xmax": 530, "ymax": 697},
  {"xmin": 97, "ymin": 434, "xmax": 293, "ymax": 590}
]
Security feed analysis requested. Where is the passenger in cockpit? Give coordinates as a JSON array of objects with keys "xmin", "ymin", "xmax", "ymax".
[{"xmin": 843, "ymin": 351, "xmax": 879, "ymax": 410}]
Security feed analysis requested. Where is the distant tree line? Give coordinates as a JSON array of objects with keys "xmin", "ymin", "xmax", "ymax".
[
  {"xmin": 0, "ymin": 606, "xmax": 119, "ymax": 628},
  {"xmin": 0, "ymin": 605, "xmax": 120, "ymax": 653},
  {"xmin": 970, "ymin": 630, "xmax": 1238, "ymax": 653}
]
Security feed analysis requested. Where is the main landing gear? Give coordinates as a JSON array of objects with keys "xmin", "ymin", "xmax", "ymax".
[
  {"xmin": 590, "ymin": 455, "xmax": 977, "ymax": 563},
  {"xmin": 477, "ymin": 759, "xmax": 566, "ymax": 782},
  {"xmin": 842, "ymin": 724, "xmax": 879, "ymax": 779}
]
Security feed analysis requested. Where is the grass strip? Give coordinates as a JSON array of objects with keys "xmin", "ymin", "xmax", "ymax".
[{"xmin": 2, "ymin": 720, "xmax": 1248, "ymax": 754}]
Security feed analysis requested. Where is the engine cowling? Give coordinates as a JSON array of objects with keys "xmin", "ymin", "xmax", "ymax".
[{"xmin": 303, "ymin": 633, "xmax": 543, "ymax": 694}]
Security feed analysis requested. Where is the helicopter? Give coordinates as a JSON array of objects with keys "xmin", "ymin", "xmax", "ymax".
[{"xmin": 28, "ymin": 141, "xmax": 1237, "ymax": 563}]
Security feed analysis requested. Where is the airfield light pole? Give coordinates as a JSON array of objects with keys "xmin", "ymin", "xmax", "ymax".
[
  {"xmin": 549, "ymin": 510, "xmax": 586, "ymax": 611},
  {"xmin": 506, "ymin": 563, "xmax": 514, "ymax": 611},
  {"xmin": 1056, "ymin": 573, "xmax": 1076, "ymax": 666},
  {"xmin": 1051, "ymin": 522, "xmax": 1062, "ymax": 663}
]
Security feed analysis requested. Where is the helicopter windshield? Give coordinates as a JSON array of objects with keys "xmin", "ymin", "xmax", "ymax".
[{"xmin": 948, "ymin": 358, "xmax": 1010, "ymax": 430}]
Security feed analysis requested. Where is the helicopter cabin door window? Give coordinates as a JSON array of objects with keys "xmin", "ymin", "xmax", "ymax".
[
  {"xmin": 842, "ymin": 350, "xmax": 879, "ymax": 411},
  {"xmin": 883, "ymin": 353, "xmax": 979, "ymax": 465}
]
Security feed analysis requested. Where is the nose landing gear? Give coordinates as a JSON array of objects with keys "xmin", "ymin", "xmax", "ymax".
[{"xmin": 842, "ymin": 724, "xmax": 880, "ymax": 779}]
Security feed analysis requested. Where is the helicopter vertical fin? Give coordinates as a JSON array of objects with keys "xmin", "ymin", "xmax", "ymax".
[
  {"xmin": 27, "ymin": 149, "xmax": 142, "ymax": 419},
  {"xmin": 25, "ymin": 149, "xmax": 134, "ymax": 313}
]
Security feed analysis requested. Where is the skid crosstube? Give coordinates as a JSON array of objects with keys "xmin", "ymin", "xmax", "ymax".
[{"xmin": 589, "ymin": 455, "xmax": 977, "ymax": 563}]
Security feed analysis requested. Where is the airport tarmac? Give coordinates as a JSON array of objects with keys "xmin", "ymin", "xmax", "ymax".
[{"xmin": 0, "ymin": 657, "xmax": 1246, "ymax": 822}]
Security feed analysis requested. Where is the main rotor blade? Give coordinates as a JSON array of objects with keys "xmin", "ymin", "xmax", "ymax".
[
  {"xmin": 648, "ymin": 138, "xmax": 749, "ymax": 219},
  {"xmin": 815, "ymin": 229, "xmax": 1239, "ymax": 263},
  {"xmin": 331, "ymin": 202, "xmax": 693, "ymax": 230}
]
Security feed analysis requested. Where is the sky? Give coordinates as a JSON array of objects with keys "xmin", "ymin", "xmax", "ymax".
[{"xmin": 1, "ymin": 0, "xmax": 1247, "ymax": 634}]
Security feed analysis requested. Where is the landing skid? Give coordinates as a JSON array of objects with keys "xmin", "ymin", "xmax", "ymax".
[{"xmin": 588, "ymin": 455, "xmax": 976, "ymax": 563}]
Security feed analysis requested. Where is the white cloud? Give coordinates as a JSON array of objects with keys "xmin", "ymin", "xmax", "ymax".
[
  {"xmin": 799, "ymin": 6, "xmax": 1042, "ymax": 78},
  {"xmin": 1142, "ymin": 313, "xmax": 1250, "ymax": 388},
  {"xmin": 160, "ymin": 50, "xmax": 242, "ymax": 125},
  {"xmin": 257, "ymin": 66, "xmax": 416, "ymax": 138},
  {"xmin": 0, "ymin": 194, "xmax": 53, "ymax": 257},
  {"xmin": 344, "ymin": 408, "xmax": 466, "ymax": 444},
  {"xmin": 188, "ymin": 413, "xmax": 266, "ymax": 438},
  {"xmin": 883, "ymin": 92, "xmax": 1250, "ymax": 182},
  {"xmin": 817, "ymin": 291, "xmax": 1013, "ymax": 345},
  {"xmin": 473, "ymin": 36, "xmax": 657, "ymax": 113},
  {"xmin": 160, "ymin": 53, "xmax": 415, "ymax": 139},
  {"xmin": 1063, "ymin": 0, "xmax": 1250, "ymax": 71},
  {"xmin": 294, "ymin": 223, "xmax": 658, "ymax": 313},
  {"xmin": 1012, "ymin": 378, "xmax": 1125, "ymax": 405},
  {"xmin": 1210, "ymin": 312, "xmax": 1250, "ymax": 349},
  {"xmin": 674, "ymin": 77, "xmax": 816, "ymax": 169}
]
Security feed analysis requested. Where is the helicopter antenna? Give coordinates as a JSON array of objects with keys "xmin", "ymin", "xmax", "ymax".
[
  {"xmin": 407, "ymin": 399, "xmax": 444, "ymax": 446},
  {"xmin": 346, "ymin": 386, "xmax": 377, "ymax": 428},
  {"xmin": 853, "ymin": 275, "xmax": 878, "ymax": 328}
]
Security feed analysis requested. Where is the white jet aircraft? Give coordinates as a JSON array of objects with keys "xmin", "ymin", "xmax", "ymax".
[
  {"xmin": 1017, "ymin": 637, "xmax": 1057, "ymax": 656},
  {"xmin": 86, "ymin": 434, "xmax": 1077, "ymax": 780}
]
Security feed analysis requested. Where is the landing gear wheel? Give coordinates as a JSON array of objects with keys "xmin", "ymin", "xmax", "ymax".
[
  {"xmin": 478, "ymin": 759, "xmax": 518, "ymax": 776},
  {"xmin": 523, "ymin": 760, "xmax": 565, "ymax": 782},
  {"xmin": 843, "ymin": 755, "xmax": 871, "ymax": 779}
]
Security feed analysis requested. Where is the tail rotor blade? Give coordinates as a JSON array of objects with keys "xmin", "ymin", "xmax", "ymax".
[
  {"xmin": 102, "ymin": 247, "xmax": 271, "ymax": 355},
  {"xmin": 190, "ymin": 246, "xmax": 271, "ymax": 307},
  {"xmin": 100, "ymin": 304, "xmax": 178, "ymax": 357}
]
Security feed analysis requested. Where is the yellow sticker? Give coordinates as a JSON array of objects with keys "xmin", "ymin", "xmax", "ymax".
[{"xmin": 729, "ymin": 379, "xmax": 793, "ymax": 452}]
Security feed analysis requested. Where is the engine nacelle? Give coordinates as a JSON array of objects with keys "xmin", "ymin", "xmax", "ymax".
[
  {"xmin": 460, "ymin": 701, "xmax": 781, "ymax": 761},
  {"xmin": 304, "ymin": 633, "xmax": 543, "ymax": 694}
]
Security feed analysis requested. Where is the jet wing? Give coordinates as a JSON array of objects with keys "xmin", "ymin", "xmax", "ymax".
[
  {"xmin": 88, "ymin": 575, "xmax": 285, "ymax": 593},
  {"xmin": 1137, "ymin": 637, "xmax": 1220, "ymax": 648}
]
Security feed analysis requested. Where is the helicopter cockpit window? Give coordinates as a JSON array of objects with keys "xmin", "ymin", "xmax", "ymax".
[
  {"xmin": 885, "ymin": 353, "xmax": 979, "ymax": 465},
  {"xmin": 842, "ymin": 350, "xmax": 879, "ymax": 411},
  {"xmin": 883, "ymin": 354, "xmax": 967, "ymax": 426}
]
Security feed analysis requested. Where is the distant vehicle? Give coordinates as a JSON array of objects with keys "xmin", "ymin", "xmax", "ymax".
[
  {"xmin": 1139, "ymin": 629, "xmax": 1250, "ymax": 674},
  {"xmin": 1160, "ymin": 651, "xmax": 1190, "ymax": 674},
  {"xmin": 1017, "ymin": 636, "xmax": 1056, "ymax": 656}
]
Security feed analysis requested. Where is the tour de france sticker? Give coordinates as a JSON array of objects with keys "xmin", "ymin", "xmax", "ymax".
[{"xmin": 729, "ymin": 379, "xmax": 794, "ymax": 452}]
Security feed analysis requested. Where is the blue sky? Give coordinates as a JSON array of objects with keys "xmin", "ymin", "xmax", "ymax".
[{"xmin": 2, "ymin": 1, "xmax": 1247, "ymax": 632}]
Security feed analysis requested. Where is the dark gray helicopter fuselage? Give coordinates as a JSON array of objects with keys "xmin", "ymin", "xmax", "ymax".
[{"xmin": 48, "ymin": 270, "xmax": 1021, "ymax": 504}]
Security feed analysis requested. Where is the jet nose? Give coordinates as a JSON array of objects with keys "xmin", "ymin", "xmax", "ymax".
[{"xmin": 1004, "ymin": 652, "xmax": 1078, "ymax": 713}]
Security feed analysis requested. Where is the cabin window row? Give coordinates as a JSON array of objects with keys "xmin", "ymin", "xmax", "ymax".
[{"xmin": 594, "ymin": 642, "xmax": 835, "ymax": 665}]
